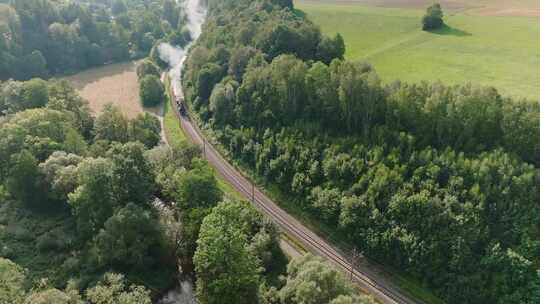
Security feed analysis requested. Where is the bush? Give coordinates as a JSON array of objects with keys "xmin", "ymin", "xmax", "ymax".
[
  {"xmin": 136, "ymin": 60, "xmax": 161, "ymax": 79},
  {"xmin": 139, "ymin": 75, "xmax": 165, "ymax": 107},
  {"xmin": 422, "ymin": 3, "xmax": 444, "ymax": 30}
]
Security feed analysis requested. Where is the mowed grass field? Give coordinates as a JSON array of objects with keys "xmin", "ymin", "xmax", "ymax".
[
  {"xmin": 63, "ymin": 61, "xmax": 162, "ymax": 118},
  {"xmin": 296, "ymin": 0, "xmax": 540, "ymax": 100}
]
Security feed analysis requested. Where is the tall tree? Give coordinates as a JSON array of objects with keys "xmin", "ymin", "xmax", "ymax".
[
  {"xmin": 194, "ymin": 201, "xmax": 262, "ymax": 304},
  {"xmin": 93, "ymin": 203, "xmax": 163, "ymax": 270},
  {"xmin": 139, "ymin": 75, "xmax": 165, "ymax": 107},
  {"xmin": 6, "ymin": 149, "xmax": 42, "ymax": 205},
  {"xmin": 68, "ymin": 158, "xmax": 116, "ymax": 240},
  {"xmin": 106, "ymin": 142, "xmax": 155, "ymax": 207},
  {"xmin": 129, "ymin": 112, "xmax": 161, "ymax": 148},
  {"xmin": 93, "ymin": 104, "xmax": 129, "ymax": 143}
]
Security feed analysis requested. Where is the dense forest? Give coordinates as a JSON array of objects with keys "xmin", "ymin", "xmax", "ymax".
[
  {"xmin": 182, "ymin": 0, "xmax": 540, "ymax": 303},
  {"xmin": 0, "ymin": 52, "xmax": 374, "ymax": 304},
  {"xmin": 0, "ymin": 0, "xmax": 191, "ymax": 80}
]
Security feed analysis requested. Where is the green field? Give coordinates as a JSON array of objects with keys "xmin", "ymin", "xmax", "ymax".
[{"xmin": 296, "ymin": 0, "xmax": 540, "ymax": 101}]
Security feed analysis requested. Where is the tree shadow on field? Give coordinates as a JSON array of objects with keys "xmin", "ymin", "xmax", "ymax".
[{"xmin": 429, "ymin": 24, "xmax": 472, "ymax": 37}]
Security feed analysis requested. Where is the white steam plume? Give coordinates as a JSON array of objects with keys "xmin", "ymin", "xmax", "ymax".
[
  {"xmin": 185, "ymin": 0, "xmax": 206, "ymax": 41},
  {"xmin": 158, "ymin": 0, "xmax": 207, "ymax": 95}
]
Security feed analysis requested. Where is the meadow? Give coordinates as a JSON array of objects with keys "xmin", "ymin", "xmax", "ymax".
[{"xmin": 296, "ymin": 0, "xmax": 540, "ymax": 100}]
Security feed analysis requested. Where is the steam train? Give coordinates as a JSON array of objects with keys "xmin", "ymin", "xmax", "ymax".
[{"xmin": 176, "ymin": 95, "xmax": 187, "ymax": 116}]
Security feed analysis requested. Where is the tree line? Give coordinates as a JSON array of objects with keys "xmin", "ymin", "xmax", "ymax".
[
  {"xmin": 0, "ymin": 0, "xmax": 190, "ymax": 80},
  {"xmin": 182, "ymin": 0, "xmax": 540, "ymax": 303}
]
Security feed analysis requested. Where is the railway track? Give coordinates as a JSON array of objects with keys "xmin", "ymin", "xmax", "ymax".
[{"xmin": 167, "ymin": 77, "xmax": 422, "ymax": 304}]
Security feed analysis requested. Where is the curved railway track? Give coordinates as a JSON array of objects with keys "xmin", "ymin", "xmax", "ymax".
[{"xmin": 167, "ymin": 78, "xmax": 422, "ymax": 304}]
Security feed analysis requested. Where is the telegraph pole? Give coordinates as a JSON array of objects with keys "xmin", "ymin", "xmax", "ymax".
[
  {"xmin": 203, "ymin": 138, "xmax": 206, "ymax": 156},
  {"xmin": 350, "ymin": 247, "xmax": 360, "ymax": 281},
  {"xmin": 251, "ymin": 181, "xmax": 255, "ymax": 203}
]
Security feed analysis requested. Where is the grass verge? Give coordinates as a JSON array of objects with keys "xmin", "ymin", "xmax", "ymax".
[{"xmin": 163, "ymin": 76, "xmax": 187, "ymax": 146}]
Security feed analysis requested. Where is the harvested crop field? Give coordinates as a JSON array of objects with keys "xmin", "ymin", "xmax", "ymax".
[
  {"xmin": 0, "ymin": 4, "xmax": 11, "ymax": 25},
  {"xmin": 63, "ymin": 61, "xmax": 161, "ymax": 119}
]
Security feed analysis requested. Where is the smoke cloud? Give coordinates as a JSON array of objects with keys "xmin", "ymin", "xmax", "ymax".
[
  {"xmin": 185, "ymin": 0, "xmax": 206, "ymax": 40},
  {"xmin": 158, "ymin": 0, "xmax": 207, "ymax": 95}
]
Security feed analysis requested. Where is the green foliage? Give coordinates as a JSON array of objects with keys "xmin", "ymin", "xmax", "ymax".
[
  {"xmin": 68, "ymin": 158, "xmax": 115, "ymax": 240},
  {"xmin": 0, "ymin": 108, "xmax": 77, "ymax": 176},
  {"xmin": 86, "ymin": 273, "xmax": 151, "ymax": 304},
  {"xmin": 136, "ymin": 60, "xmax": 161, "ymax": 80},
  {"xmin": 24, "ymin": 285, "xmax": 83, "ymax": 304},
  {"xmin": 19, "ymin": 78, "xmax": 49, "ymax": 111},
  {"xmin": 0, "ymin": 262, "xmax": 151, "ymax": 304},
  {"xmin": 93, "ymin": 203, "xmax": 163, "ymax": 270},
  {"xmin": 62, "ymin": 128, "xmax": 88, "ymax": 156},
  {"xmin": 258, "ymin": 254, "xmax": 375, "ymax": 304},
  {"xmin": 0, "ymin": 199, "xmax": 78, "ymax": 290},
  {"xmin": 106, "ymin": 142, "xmax": 155, "ymax": 207},
  {"xmin": 0, "ymin": 257, "xmax": 26, "ymax": 304},
  {"xmin": 316, "ymin": 33, "xmax": 345, "ymax": 65},
  {"xmin": 168, "ymin": 26, "xmax": 192, "ymax": 47},
  {"xmin": 46, "ymin": 80, "xmax": 94, "ymax": 138},
  {"xmin": 196, "ymin": 63, "xmax": 224, "ymax": 102},
  {"xmin": 278, "ymin": 255, "xmax": 360, "ymax": 304},
  {"xmin": 111, "ymin": 0, "xmax": 127, "ymax": 16},
  {"xmin": 129, "ymin": 112, "xmax": 161, "ymax": 148},
  {"xmin": 164, "ymin": 158, "xmax": 222, "ymax": 265},
  {"xmin": 0, "ymin": 79, "xmax": 180, "ymax": 297},
  {"xmin": 139, "ymin": 75, "xmax": 165, "ymax": 107},
  {"xmin": 0, "ymin": 80, "xmax": 23, "ymax": 115},
  {"xmin": 422, "ymin": 3, "xmax": 444, "ymax": 31},
  {"xmin": 185, "ymin": 1, "xmax": 540, "ymax": 303},
  {"xmin": 0, "ymin": 0, "xmax": 186, "ymax": 80},
  {"xmin": 6, "ymin": 149, "xmax": 43, "ymax": 205},
  {"xmin": 194, "ymin": 201, "xmax": 264, "ymax": 304},
  {"xmin": 209, "ymin": 80, "xmax": 236, "ymax": 126},
  {"xmin": 174, "ymin": 160, "xmax": 222, "ymax": 210},
  {"xmin": 93, "ymin": 104, "xmax": 129, "ymax": 143},
  {"xmin": 330, "ymin": 295, "xmax": 376, "ymax": 304}
]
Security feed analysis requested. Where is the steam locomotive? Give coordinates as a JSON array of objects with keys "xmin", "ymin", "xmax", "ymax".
[{"xmin": 176, "ymin": 95, "xmax": 187, "ymax": 116}]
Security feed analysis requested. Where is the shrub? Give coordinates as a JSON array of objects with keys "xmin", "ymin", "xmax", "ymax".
[
  {"xmin": 136, "ymin": 60, "xmax": 161, "ymax": 79},
  {"xmin": 139, "ymin": 75, "xmax": 165, "ymax": 107}
]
